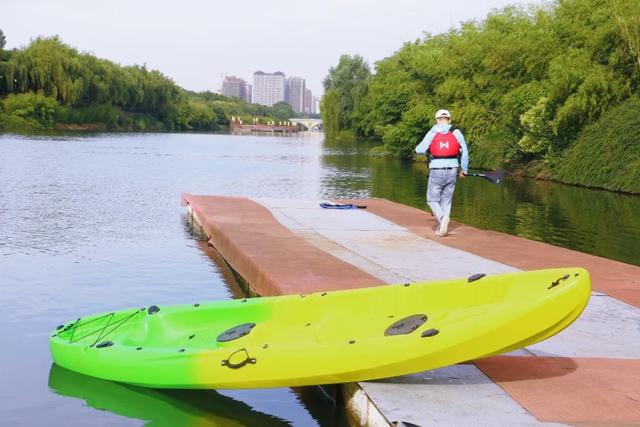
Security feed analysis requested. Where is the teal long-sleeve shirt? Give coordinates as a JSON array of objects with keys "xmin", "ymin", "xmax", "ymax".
[{"xmin": 415, "ymin": 124, "xmax": 469, "ymax": 172}]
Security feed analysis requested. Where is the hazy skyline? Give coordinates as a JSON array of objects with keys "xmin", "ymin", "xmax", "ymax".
[{"xmin": 1, "ymin": 0, "xmax": 533, "ymax": 96}]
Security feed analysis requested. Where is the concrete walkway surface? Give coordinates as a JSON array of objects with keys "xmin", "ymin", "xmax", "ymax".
[{"xmin": 182, "ymin": 194, "xmax": 640, "ymax": 426}]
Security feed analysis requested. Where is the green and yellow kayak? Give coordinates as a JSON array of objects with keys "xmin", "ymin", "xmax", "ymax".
[{"xmin": 50, "ymin": 267, "xmax": 590, "ymax": 389}]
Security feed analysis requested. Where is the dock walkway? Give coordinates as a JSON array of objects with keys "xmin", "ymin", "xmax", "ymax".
[{"xmin": 183, "ymin": 194, "xmax": 640, "ymax": 426}]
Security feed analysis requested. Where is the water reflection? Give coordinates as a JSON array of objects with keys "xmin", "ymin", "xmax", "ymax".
[
  {"xmin": 48, "ymin": 364, "xmax": 289, "ymax": 426},
  {"xmin": 49, "ymin": 363, "xmax": 346, "ymax": 426}
]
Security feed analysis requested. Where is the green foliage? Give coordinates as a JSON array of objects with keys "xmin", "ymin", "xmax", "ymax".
[
  {"xmin": 380, "ymin": 102, "xmax": 435, "ymax": 157},
  {"xmin": 0, "ymin": 29, "xmax": 6, "ymax": 50},
  {"xmin": 499, "ymin": 81, "xmax": 547, "ymax": 136},
  {"xmin": 0, "ymin": 114, "xmax": 39, "ymax": 131},
  {"xmin": 472, "ymin": 128, "xmax": 519, "ymax": 169},
  {"xmin": 322, "ymin": 54, "xmax": 371, "ymax": 136},
  {"xmin": 270, "ymin": 102, "xmax": 295, "ymax": 121},
  {"xmin": 322, "ymin": 0, "xmax": 640, "ymax": 191},
  {"xmin": 518, "ymin": 97, "xmax": 554, "ymax": 155},
  {"xmin": 1, "ymin": 92, "xmax": 58, "ymax": 128},
  {"xmin": 320, "ymin": 90, "xmax": 341, "ymax": 136},
  {"xmin": 555, "ymin": 97, "xmax": 640, "ymax": 193},
  {"xmin": 609, "ymin": 0, "xmax": 640, "ymax": 69},
  {"xmin": 55, "ymin": 104, "xmax": 120, "ymax": 127},
  {"xmin": 54, "ymin": 103, "xmax": 165, "ymax": 131}
]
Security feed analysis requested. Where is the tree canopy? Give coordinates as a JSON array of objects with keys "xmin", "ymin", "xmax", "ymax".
[
  {"xmin": 322, "ymin": 0, "xmax": 640, "ymax": 167},
  {"xmin": 321, "ymin": 54, "xmax": 371, "ymax": 136},
  {"xmin": 0, "ymin": 35, "xmax": 292, "ymax": 132}
]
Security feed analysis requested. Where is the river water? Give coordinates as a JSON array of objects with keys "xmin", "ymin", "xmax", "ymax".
[{"xmin": 1, "ymin": 132, "xmax": 638, "ymax": 426}]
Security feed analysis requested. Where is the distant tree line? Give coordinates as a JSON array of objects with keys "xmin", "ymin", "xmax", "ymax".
[
  {"xmin": 321, "ymin": 0, "xmax": 640, "ymax": 193},
  {"xmin": 0, "ymin": 33, "xmax": 294, "ymax": 132}
]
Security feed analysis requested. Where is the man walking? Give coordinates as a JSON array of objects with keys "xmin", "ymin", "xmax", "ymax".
[{"xmin": 415, "ymin": 109, "xmax": 469, "ymax": 236}]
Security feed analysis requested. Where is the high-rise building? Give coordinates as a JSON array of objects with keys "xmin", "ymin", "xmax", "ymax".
[
  {"xmin": 312, "ymin": 96, "xmax": 319, "ymax": 115},
  {"xmin": 285, "ymin": 77, "xmax": 305, "ymax": 114},
  {"xmin": 243, "ymin": 83, "xmax": 252, "ymax": 103},
  {"xmin": 221, "ymin": 76, "xmax": 248, "ymax": 101},
  {"xmin": 303, "ymin": 88, "xmax": 312, "ymax": 114},
  {"xmin": 252, "ymin": 71, "xmax": 285, "ymax": 106}
]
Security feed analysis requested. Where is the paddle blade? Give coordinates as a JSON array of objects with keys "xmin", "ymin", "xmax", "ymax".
[
  {"xmin": 482, "ymin": 170, "xmax": 505, "ymax": 184},
  {"xmin": 468, "ymin": 170, "xmax": 505, "ymax": 184}
]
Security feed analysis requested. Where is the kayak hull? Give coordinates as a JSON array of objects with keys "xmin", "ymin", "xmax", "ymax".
[{"xmin": 50, "ymin": 267, "xmax": 591, "ymax": 389}]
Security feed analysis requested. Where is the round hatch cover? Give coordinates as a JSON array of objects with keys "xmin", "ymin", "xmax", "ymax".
[
  {"xmin": 385, "ymin": 314, "xmax": 427, "ymax": 336},
  {"xmin": 217, "ymin": 323, "xmax": 256, "ymax": 342}
]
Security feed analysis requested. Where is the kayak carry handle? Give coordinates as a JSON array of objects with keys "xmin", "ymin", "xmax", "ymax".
[
  {"xmin": 221, "ymin": 348, "xmax": 256, "ymax": 369},
  {"xmin": 548, "ymin": 274, "xmax": 571, "ymax": 289}
]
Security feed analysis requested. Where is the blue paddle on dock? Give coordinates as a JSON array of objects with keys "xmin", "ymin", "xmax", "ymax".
[{"xmin": 320, "ymin": 201, "xmax": 367, "ymax": 209}]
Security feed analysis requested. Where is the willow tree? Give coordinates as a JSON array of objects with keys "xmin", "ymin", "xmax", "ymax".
[
  {"xmin": 320, "ymin": 90, "xmax": 341, "ymax": 136},
  {"xmin": 322, "ymin": 54, "xmax": 371, "ymax": 135}
]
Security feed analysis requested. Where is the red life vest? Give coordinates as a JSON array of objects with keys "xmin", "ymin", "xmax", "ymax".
[{"xmin": 429, "ymin": 129, "xmax": 461, "ymax": 159}]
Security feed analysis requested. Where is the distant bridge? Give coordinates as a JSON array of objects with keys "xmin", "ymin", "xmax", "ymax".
[{"xmin": 289, "ymin": 118, "xmax": 323, "ymax": 131}]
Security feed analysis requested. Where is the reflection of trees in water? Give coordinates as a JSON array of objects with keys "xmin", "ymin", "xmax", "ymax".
[
  {"xmin": 320, "ymin": 139, "xmax": 640, "ymax": 265},
  {"xmin": 320, "ymin": 138, "xmax": 428, "ymax": 203},
  {"xmin": 370, "ymin": 157, "xmax": 428, "ymax": 208},
  {"xmin": 320, "ymin": 139, "xmax": 372, "ymax": 199},
  {"xmin": 49, "ymin": 364, "xmax": 347, "ymax": 426},
  {"xmin": 48, "ymin": 364, "xmax": 287, "ymax": 426},
  {"xmin": 457, "ymin": 176, "xmax": 639, "ymax": 265}
]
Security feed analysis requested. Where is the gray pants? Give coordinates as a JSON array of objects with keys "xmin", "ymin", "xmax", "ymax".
[{"xmin": 427, "ymin": 168, "xmax": 458, "ymax": 224}]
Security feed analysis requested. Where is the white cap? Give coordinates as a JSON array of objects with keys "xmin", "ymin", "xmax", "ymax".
[{"xmin": 435, "ymin": 109, "xmax": 451, "ymax": 119}]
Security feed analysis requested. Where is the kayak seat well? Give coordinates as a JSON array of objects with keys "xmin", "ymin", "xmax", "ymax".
[{"xmin": 114, "ymin": 304, "xmax": 267, "ymax": 350}]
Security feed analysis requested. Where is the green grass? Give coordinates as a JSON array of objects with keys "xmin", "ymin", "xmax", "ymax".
[{"xmin": 555, "ymin": 98, "xmax": 640, "ymax": 194}]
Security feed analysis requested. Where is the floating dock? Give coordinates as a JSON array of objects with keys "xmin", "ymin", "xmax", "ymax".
[{"xmin": 182, "ymin": 194, "xmax": 640, "ymax": 426}]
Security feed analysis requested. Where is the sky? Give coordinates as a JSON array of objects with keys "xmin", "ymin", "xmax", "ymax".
[{"xmin": 0, "ymin": 0, "xmax": 534, "ymax": 96}]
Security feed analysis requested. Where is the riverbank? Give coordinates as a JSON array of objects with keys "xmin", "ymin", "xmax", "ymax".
[
  {"xmin": 0, "ymin": 36, "xmax": 297, "ymax": 135},
  {"xmin": 0, "ymin": 123, "xmax": 207, "ymax": 134},
  {"xmin": 412, "ymin": 157, "xmax": 640, "ymax": 197},
  {"xmin": 362, "ymin": 97, "xmax": 640, "ymax": 195},
  {"xmin": 230, "ymin": 122, "xmax": 299, "ymax": 133}
]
